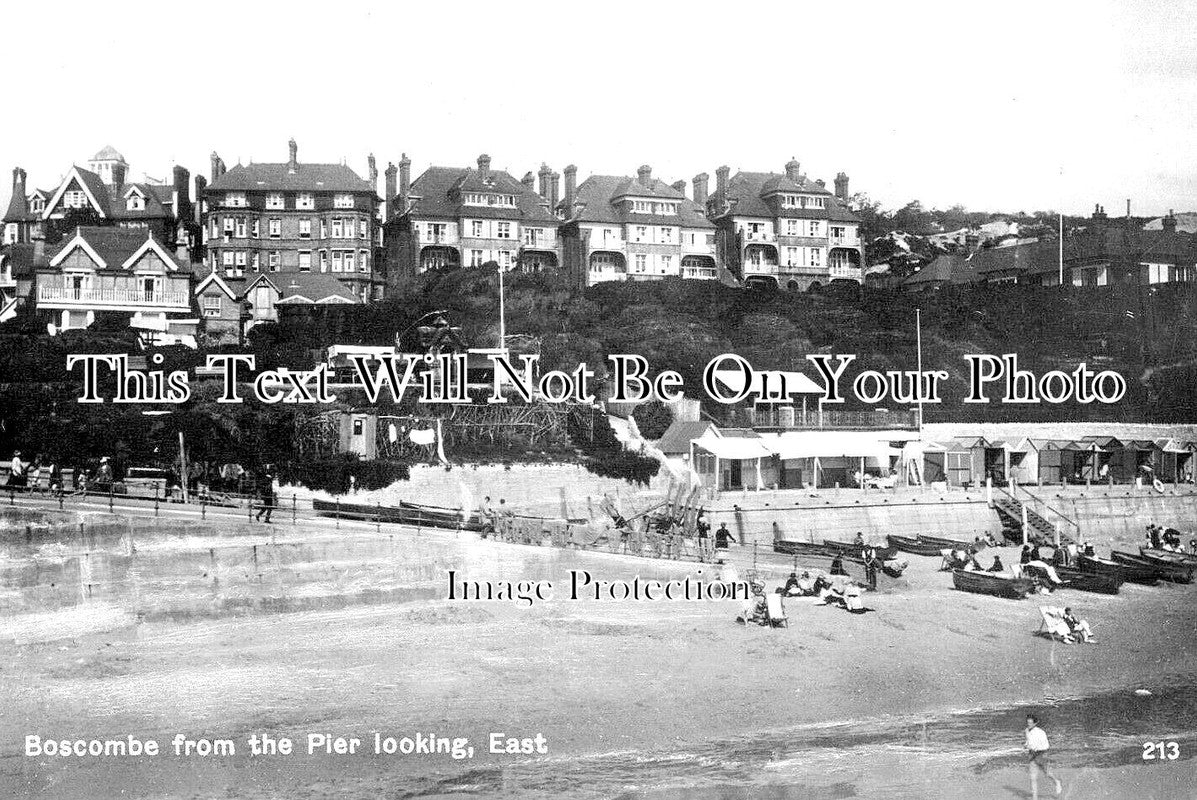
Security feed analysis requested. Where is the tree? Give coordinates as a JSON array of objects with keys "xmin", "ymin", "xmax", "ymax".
[{"xmin": 632, "ymin": 400, "xmax": 673, "ymax": 440}]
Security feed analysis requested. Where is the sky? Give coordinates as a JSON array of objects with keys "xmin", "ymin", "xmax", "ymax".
[{"xmin": 2, "ymin": 0, "xmax": 1196, "ymax": 218}]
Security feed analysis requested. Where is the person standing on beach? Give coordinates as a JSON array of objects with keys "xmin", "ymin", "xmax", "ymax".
[
  {"xmin": 714, "ymin": 523, "xmax": 736, "ymax": 562},
  {"xmin": 1025, "ymin": 714, "xmax": 1062, "ymax": 797},
  {"xmin": 255, "ymin": 465, "xmax": 276, "ymax": 523}
]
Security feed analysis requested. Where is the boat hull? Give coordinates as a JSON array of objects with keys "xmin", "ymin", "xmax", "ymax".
[
  {"xmin": 1112, "ymin": 551, "xmax": 1193, "ymax": 583},
  {"xmin": 952, "ymin": 569, "xmax": 1034, "ymax": 599},
  {"xmin": 887, "ymin": 534, "xmax": 946, "ymax": 557},
  {"xmin": 1078, "ymin": 553, "xmax": 1158, "ymax": 585}
]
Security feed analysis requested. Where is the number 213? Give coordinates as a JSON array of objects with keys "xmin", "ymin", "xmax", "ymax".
[{"xmin": 1142, "ymin": 741, "xmax": 1180, "ymax": 761}]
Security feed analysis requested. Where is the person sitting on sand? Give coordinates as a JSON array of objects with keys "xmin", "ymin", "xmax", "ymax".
[
  {"xmin": 1083, "ymin": 541, "xmax": 1095, "ymax": 557},
  {"xmin": 783, "ymin": 572, "xmax": 803, "ymax": 596},
  {"xmin": 1062, "ymin": 607, "xmax": 1096, "ymax": 644},
  {"xmin": 830, "ymin": 551, "xmax": 848, "ymax": 576},
  {"xmin": 737, "ymin": 581, "xmax": 769, "ymax": 626},
  {"xmin": 988, "ymin": 555, "xmax": 1005, "ymax": 573}
]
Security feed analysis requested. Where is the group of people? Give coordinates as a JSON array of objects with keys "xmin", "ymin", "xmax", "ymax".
[
  {"xmin": 1146, "ymin": 523, "xmax": 1193, "ymax": 553},
  {"xmin": 1018, "ymin": 541, "xmax": 1096, "ymax": 569},
  {"xmin": 6, "ymin": 450, "xmax": 79, "ymax": 496}
]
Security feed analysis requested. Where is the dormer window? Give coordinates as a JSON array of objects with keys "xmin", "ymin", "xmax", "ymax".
[
  {"xmin": 64, "ymin": 190, "xmax": 88, "ymax": 209},
  {"xmin": 333, "ymin": 194, "xmax": 354, "ymax": 209},
  {"xmin": 266, "ymin": 192, "xmax": 285, "ymax": 210},
  {"xmin": 633, "ymin": 200, "xmax": 652, "ymax": 213},
  {"xmin": 224, "ymin": 192, "xmax": 248, "ymax": 208},
  {"xmin": 126, "ymin": 193, "xmax": 145, "ymax": 211},
  {"xmin": 29, "ymin": 197, "xmax": 44, "ymax": 213},
  {"xmin": 296, "ymin": 193, "xmax": 314, "ymax": 210}
]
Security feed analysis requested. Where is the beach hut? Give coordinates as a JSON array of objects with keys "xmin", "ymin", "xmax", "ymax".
[
  {"xmin": 690, "ymin": 430, "xmax": 775, "ymax": 492},
  {"xmin": 1082, "ymin": 436, "xmax": 1134, "ymax": 483},
  {"xmin": 1123, "ymin": 440, "xmax": 1161, "ymax": 480},
  {"xmin": 1006, "ymin": 439, "xmax": 1075, "ymax": 485},
  {"xmin": 1154, "ymin": 439, "xmax": 1193, "ymax": 483},
  {"xmin": 921, "ymin": 437, "xmax": 986, "ymax": 487}
]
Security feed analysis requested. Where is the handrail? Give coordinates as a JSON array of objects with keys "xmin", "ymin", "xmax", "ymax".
[{"xmin": 995, "ymin": 483, "xmax": 1080, "ymax": 530}]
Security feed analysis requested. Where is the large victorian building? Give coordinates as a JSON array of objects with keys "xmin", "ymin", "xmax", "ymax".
[
  {"xmin": 557, "ymin": 165, "xmax": 719, "ymax": 287},
  {"xmin": 202, "ymin": 140, "xmax": 383, "ymax": 302},
  {"xmin": 705, "ymin": 159, "xmax": 863, "ymax": 290},
  {"xmin": 383, "ymin": 154, "xmax": 562, "ymax": 281}
]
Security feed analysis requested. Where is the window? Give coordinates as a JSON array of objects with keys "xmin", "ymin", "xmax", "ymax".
[
  {"xmin": 786, "ymin": 219, "xmax": 799, "ymax": 236},
  {"xmin": 831, "ymin": 225, "xmax": 846, "ymax": 239},
  {"xmin": 202, "ymin": 296, "xmax": 222, "ymax": 317},
  {"xmin": 332, "ymin": 251, "xmax": 343, "ymax": 272},
  {"xmin": 470, "ymin": 249, "xmax": 484, "ymax": 267},
  {"xmin": 320, "ymin": 219, "xmax": 328, "ymax": 238},
  {"xmin": 656, "ymin": 202, "xmax": 677, "ymax": 216},
  {"xmin": 298, "ymin": 219, "xmax": 311, "ymax": 238},
  {"xmin": 524, "ymin": 228, "xmax": 540, "ymax": 245},
  {"xmin": 268, "ymin": 218, "xmax": 281, "ymax": 238},
  {"xmin": 334, "ymin": 194, "xmax": 354, "ymax": 209},
  {"xmin": 497, "ymin": 222, "xmax": 511, "ymax": 239},
  {"xmin": 635, "ymin": 254, "xmax": 647, "ymax": 273},
  {"xmin": 235, "ymin": 251, "xmax": 247, "ymax": 267},
  {"xmin": 344, "ymin": 251, "xmax": 355, "ymax": 272},
  {"xmin": 660, "ymin": 227, "xmax": 673, "ymax": 243},
  {"xmin": 786, "ymin": 246, "xmax": 799, "ymax": 266},
  {"xmin": 265, "ymin": 193, "xmax": 284, "ymax": 210},
  {"xmin": 210, "ymin": 218, "xmax": 219, "ymax": 238},
  {"xmin": 296, "ymin": 193, "xmax": 314, "ymax": 210},
  {"xmin": 269, "ymin": 251, "xmax": 280, "ymax": 271},
  {"xmin": 661, "ymin": 255, "xmax": 673, "ymax": 273},
  {"xmin": 223, "ymin": 217, "xmax": 235, "ymax": 235},
  {"xmin": 633, "ymin": 200, "xmax": 652, "ymax": 213},
  {"xmin": 222, "ymin": 251, "xmax": 234, "ymax": 267},
  {"xmin": 499, "ymin": 250, "xmax": 512, "ymax": 270},
  {"xmin": 126, "ymin": 194, "xmax": 144, "ymax": 211},
  {"xmin": 358, "ymin": 219, "xmax": 367, "ymax": 239},
  {"xmin": 359, "ymin": 250, "xmax": 369, "ymax": 272},
  {"xmin": 352, "ymin": 419, "xmax": 363, "ymax": 436},
  {"xmin": 464, "ymin": 193, "xmax": 484, "ymax": 206},
  {"xmin": 319, "ymin": 250, "xmax": 328, "ymax": 272},
  {"xmin": 298, "ymin": 251, "xmax": 312, "ymax": 272},
  {"xmin": 29, "ymin": 197, "xmax": 44, "ymax": 213},
  {"xmin": 252, "ymin": 218, "xmax": 260, "ymax": 238},
  {"xmin": 332, "ymin": 218, "xmax": 344, "ymax": 238},
  {"xmin": 807, "ymin": 220, "xmax": 821, "ymax": 237},
  {"xmin": 635, "ymin": 226, "xmax": 647, "ymax": 242},
  {"xmin": 224, "ymin": 192, "xmax": 247, "ymax": 207},
  {"xmin": 809, "ymin": 248, "xmax": 822, "ymax": 267},
  {"xmin": 471, "ymin": 220, "xmax": 484, "ymax": 237},
  {"xmin": 235, "ymin": 218, "xmax": 247, "ymax": 238},
  {"xmin": 252, "ymin": 252, "xmax": 261, "ymax": 272}
]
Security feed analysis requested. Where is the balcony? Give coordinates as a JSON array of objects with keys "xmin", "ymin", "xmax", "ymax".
[
  {"xmin": 743, "ymin": 261, "xmax": 779, "ymax": 275},
  {"xmin": 38, "ymin": 285, "xmax": 189, "ymax": 310},
  {"xmin": 588, "ymin": 238, "xmax": 626, "ymax": 253},
  {"xmin": 743, "ymin": 230, "xmax": 776, "ymax": 244},
  {"xmin": 830, "ymin": 235, "xmax": 859, "ymax": 247},
  {"xmin": 420, "ymin": 230, "xmax": 459, "ymax": 245}
]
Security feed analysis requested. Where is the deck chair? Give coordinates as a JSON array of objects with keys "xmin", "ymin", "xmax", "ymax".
[
  {"xmin": 765, "ymin": 593, "xmax": 789, "ymax": 627},
  {"xmin": 1037, "ymin": 606, "xmax": 1074, "ymax": 643}
]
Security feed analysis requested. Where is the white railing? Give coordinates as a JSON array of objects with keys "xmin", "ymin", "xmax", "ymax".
[
  {"xmin": 589, "ymin": 239, "xmax": 626, "ymax": 252},
  {"xmin": 743, "ymin": 262, "xmax": 779, "ymax": 274},
  {"xmin": 421, "ymin": 230, "xmax": 459, "ymax": 245},
  {"xmin": 38, "ymin": 286, "xmax": 189, "ymax": 307}
]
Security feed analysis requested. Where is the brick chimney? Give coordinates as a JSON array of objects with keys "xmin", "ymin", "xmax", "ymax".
[
  {"xmin": 538, "ymin": 163, "xmax": 553, "ymax": 201},
  {"xmin": 210, "ymin": 152, "xmax": 225, "ymax": 182},
  {"xmin": 367, "ymin": 154, "xmax": 378, "ymax": 194},
  {"xmin": 693, "ymin": 172, "xmax": 709, "ymax": 205},
  {"xmin": 815, "ymin": 179, "xmax": 826, "ymax": 190},
  {"xmin": 110, "ymin": 160, "xmax": 127, "ymax": 191},
  {"xmin": 399, "ymin": 153, "xmax": 411, "ymax": 202},
  {"xmin": 637, "ymin": 165, "xmax": 652, "ymax": 187},
  {"xmin": 671, "ymin": 179, "xmax": 686, "ymax": 195},
  {"xmin": 11, "ymin": 167, "xmax": 25, "ymax": 197},
  {"xmin": 172, "ymin": 165, "xmax": 190, "ymax": 222},
  {"xmin": 384, "ymin": 162, "xmax": 397, "ymax": 215},
  {"xmin": 521, "ymin": 171, "xmax": 535, "ymax": 191},
  {"xmin": 477, "ymin": 153, "xmax": 491, "ymax": 181},
  {"xmin": 287, "ymin": 138, "xmax": 298, "ymax": 174},
  {"xmin": 834, "ymin": 171, "xmax": 850, "ymax": 201},
  {"xmin": 1163, "ymin": 209, "xmax": 1177, "ymax": 234},
  {"xmin": 563, "ymin": 164, "xmax": 577, "ymax": 208},
  {"xmin": 193, "ymin": 175, "xmax": 207, "ymax": 225},
  {"xmin": 785, "ymin": 157, "xmax": 801, "ymax": 182},
  {"xmin": 716, "ymin": 165, "xmax": 730, "ymax": 198},
  {"xmin": 550, "ymin": 171, "xmax": 561, "ymax": 208}
]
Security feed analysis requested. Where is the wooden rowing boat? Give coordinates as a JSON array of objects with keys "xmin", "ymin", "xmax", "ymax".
[
  {"xmin": 773, "ymin": 540, "xmax": 836, "ymax": 557},
  {"xmin": 952, "ymin": 569, "xmax": 1035, "ymax": 599},
  {"xmin": 822, "ymin": 539, "xmax": 900, "ymax": 561},
  {"xmin": 1077, "ymin": 553, "xmax": 1159, "ymax": 585},
  {"xmin": 921, "ymin": 534, "xmax": 986, "ymax": 551},
  {"xmin": 1112, "ymin": 551, "xmax": 1194, "ymax": 583},
  {"xmin": 312, "ymin": 498, "xmax": 486, "ymax": 531},
  {"xmin": 1139, "ymin": 547, "xmax": 1197, "ymax": 566},
  {"xmin": 887, "ymin": 534, "xmax": 946, "ymax": 557},
  {"xmin": 1054, "ymin": 566, "xmax": 1123, "ymax": 595}
]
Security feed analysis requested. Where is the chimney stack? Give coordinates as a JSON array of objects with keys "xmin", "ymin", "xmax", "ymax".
[
  {"xmin": 716, "ymin": 165, "xmax": 730, "ymax": 197},
  {"xmin": 210, "ymin": 152, "xmax": 226, "ymax": 182},
  {"xmin": 815, "ymin": 179, "xmax": 826, "ymax": 189},
  {"xmin": 287, "ymin": 138, "xmax": 298, "ymax": 173},
  {"xmin": 637, "ymin": 165, "xmax": 652, "ymax": 187},
  {"xmin": 12, "ymin": 167, "xmax": 25, "ymax": 195},
  {"xmin": 172, "ymin": 165, "xmax": 190, "ymax": 221},
  {"xmin": 834, "ymin": 171, "xmax": 850, "ymax": 201},
  {"xmin": 693, "ymin": 172, "xmax": 709, "ymax": 205},
  {"xmin": 785, "ymin": 157, "xmax": 801, "ymax": 182},
  {"xmin": 193, "ymin": 175, "xmax": 207, "ymax": 226},
  {"xmin": 367, "ymin": 154, "xmax": 378, "ymax": 193},
  {"xmin": 477, "ymin": 153, "xmax": 491, "ymax": 181},
  {"xmin": 521, "ymin": 171, "xmax": 535, "ymax": 191},
  {"xmin": 399, "ymin": 153, "xmax": 411, "ymax": 202},
  {"xmin": 550, "ymin": 171, "xmax": 561, "ymax": 208},
  {"xmin": 671, "ymin": 179, "xmax": 686, "ymax": 195},
  {"xmin": 538, "ymin": 163, "xmax": 553, "ymax": 201},
  {"xmin": 1163, "ymin": 209, "xmax": 1177, "ymax": 235},
  {"xmin": 1091, "ymin": 203, "xmax": 1108, "ymax": 234},
  {"xmin": 564, "ymin": 164, "xmax": 577, "ymax": 208},
  {"xmin": 384, "ymin": 162, "xmax": 398, "ymax": 214}
]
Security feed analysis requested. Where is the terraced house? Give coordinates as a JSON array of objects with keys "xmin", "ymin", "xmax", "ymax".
[
  {"xmin": 202, "ymin": 140, "xmax": 383, "ymax": 301},
  {"xmin": 705, "ymin": 159, "xmax": 863, "ymax": 290},
  {"xmin": 557, "ymin": 165, "xmax": 719, "ymax": 287},
  {"xmin": 383, "ymin": 153, "xmax": 562, "ymax": 280}
]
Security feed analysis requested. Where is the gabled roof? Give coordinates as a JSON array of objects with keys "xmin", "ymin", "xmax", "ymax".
[
  {"xmin": 195, "ymin": 270, "xmax": 239, "ymax": 300},
  {"xmin": 209, "ymin": 162, "xmax": 374, "ymax": 193},
  {"xmin": 3, "ymin": 189, "xmax": 31, "ymax": 223},
  {"xmin": 566, "ymin": 174, "xmax": 713, "ymax": 229},
  {"xmin": 404, "ymin": 165, "xmax": 560, "ymax": 225},
  {"xmin": 246, "ymin": 272, "xmax": 360, "ymax": 305},
  {"xmin": 656, "ymin": 420, "xmax": 715, "ymax": 455},
  {"xmin": 712, "ymin": 170, "xmax": 858, "ymax": 224},
  {"xmin": 108, "ymin": 181, "xmax": 172, "ymax": 220},
  {"xmin": 902, "ymin": 254, "xmax": 956, "ymax": 286},
  {"xmin": 91, "ymin": 145, "xmax": 126, "ymax": 162},
  {"xmin": 43, "ymin": 166, "xmax": 111, "ymax": 219},
  {"xmin": 47, "ymin": 227, "xmax": 185, "ymax": 272}
]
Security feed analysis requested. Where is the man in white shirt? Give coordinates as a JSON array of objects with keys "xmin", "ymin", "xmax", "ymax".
[{"xmin": 1025, "ymin": 714, "xmax": 1062, "ymax": 796}]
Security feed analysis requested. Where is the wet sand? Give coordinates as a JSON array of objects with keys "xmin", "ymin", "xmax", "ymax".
[{"xmin": 1, "ymin": 517, "xmax": 1195, "ymax": 798}]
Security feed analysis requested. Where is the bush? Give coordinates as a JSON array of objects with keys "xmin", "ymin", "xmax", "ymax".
[
  {"xmin": 568, "ymin": 409, "xmax": 660, "ymax": 486},
  {"xmin": 278, "ymin": 454, "xmax": 410, "ymax": 495},
  {"xmin": 632, "ymin": 400, "xmax": 673, "ymax": 440}
]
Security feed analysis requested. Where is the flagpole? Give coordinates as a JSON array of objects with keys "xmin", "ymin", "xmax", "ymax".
[
  {"xmin": 915, "ymin": 308, "xmax": 924, "ymax": 437},
  {"xmin": 1058, "ymin": 212, "xmax": 1064, "ymax": 286},
  {"xmin": 498, "ymin": 265, "xmax": 506, "ymax": 353}
]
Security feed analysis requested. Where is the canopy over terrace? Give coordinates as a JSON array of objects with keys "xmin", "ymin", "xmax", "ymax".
[
  {"xmin": 690, "ymin": 431, "xmax": 775, "ymax": 491},
  {"xmin": 762, "ymin": 430, "xmax": 901, "ymax": 489}
]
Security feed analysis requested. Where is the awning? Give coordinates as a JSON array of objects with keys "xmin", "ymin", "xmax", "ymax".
[
  {"xmin": 691, "ymin": 434, "xmax": 773, "ymax": 460},
  {"xmin": 761, "ymin": 431, "xmax": 896, "ymax": 461}
]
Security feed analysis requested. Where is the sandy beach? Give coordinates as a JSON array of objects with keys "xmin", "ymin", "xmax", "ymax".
[{"xmin": 1, "ymin": 509, "xmax": 1195, "ymax": 798}]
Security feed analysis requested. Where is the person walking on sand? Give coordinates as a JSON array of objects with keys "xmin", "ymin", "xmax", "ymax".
[
  {"xmin": 1025, "ymin": 714, "xmax": 1062, "ymax": 797},
  {"xmin": 255, "ymin": 465, "xmax": 276, "ymax": 523},
  {"xmin": 714, "ymin": 523, "xmax": 736, "ymax": 562}
]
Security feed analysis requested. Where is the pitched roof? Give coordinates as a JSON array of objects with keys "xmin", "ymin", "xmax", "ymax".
[
  {"xmin": 404, "ymin": 165, "xmax": 560, "ymax": 225},
  {"xmin": 567, "ymin": 174, "xmax": 713, "ymax": 228},
  {"xmin": 46, "ymin": 227, "xmax": 189, "ymax": 273},
  {"xmin": 712, "ymin": 170, "xmax": 860, "ymax": 224},
  {"xmin": 248, "ymin": 272, "xmax": 360, "ymax": 305},
  {"xmin": 91, "ymin": 145, "xmax": 126, "ymax": 162},
  {"xmin": 108, "ymin": 182, "xmax": 173, "ymax": 221},
  {"xmin": 3, "ymin": 190, "xmax": 31, "ymax": 223},
  {"xmin": 902, "ymin": 254, "xmax": 955, "ymax": 286},
  {"xmin": 656, "ymin": 419, "xmax": 715, "ymax": 455},
  {"xmin": 0, "ymin": 243, "xmax": 45, "ymax": 277},
  {"xmin": 209, "ymin": 162, "xmax": 374, "ymax": 193}
]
